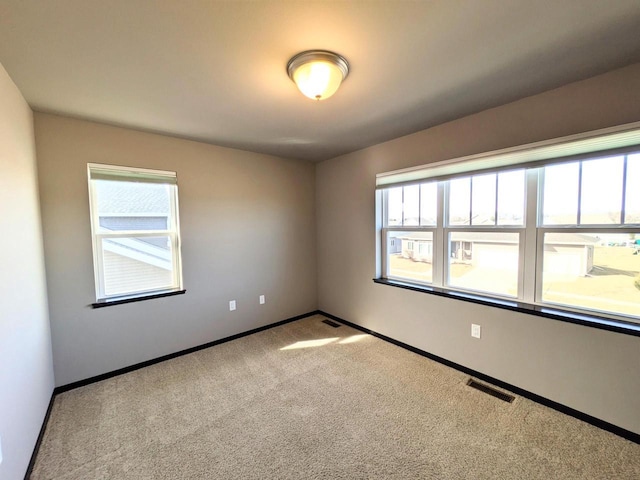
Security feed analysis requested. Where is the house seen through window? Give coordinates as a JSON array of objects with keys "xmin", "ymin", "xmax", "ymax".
[{"xmin": 88, "ymin": 164, "xmax": 183, "ymax": 303}]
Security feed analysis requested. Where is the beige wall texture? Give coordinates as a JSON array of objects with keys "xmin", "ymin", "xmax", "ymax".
[
  {"xmin": 35, "ymin": 113, "xmax": 317, "ymax": 387},
  {"xmin": 316, "ymin": 63, "xmax": 640, "ymax": 434},
  {"xmin": 0, "ymin": 64, "xmax": 54, "ymax": 479}
]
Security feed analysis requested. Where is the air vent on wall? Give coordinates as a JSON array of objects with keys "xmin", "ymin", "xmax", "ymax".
[
  {"xmin": 467, "ymin": 379, "xmax": 515, "ymax": 403},
  {"xmin": 322, "ymin": 319, "xmax": 341, "ymax": 328}
]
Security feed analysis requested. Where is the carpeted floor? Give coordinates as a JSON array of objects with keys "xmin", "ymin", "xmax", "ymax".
[{"xmin": 31, "ymin": 314, "xmax": 640, "ymax": 479}]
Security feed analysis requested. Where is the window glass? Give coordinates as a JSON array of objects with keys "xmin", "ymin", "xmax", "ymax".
[
  {"xmin": 387, "ymin": 231, "xmax": 433, "ymax": 284},
  {"xmin": 471, "ymin": 173, "xmax": 496, "ymax": 226},
  {"xmin": 449, "ymin": 177, "xmax": 470, "ymax": 226},
  {"xmin": 542, "ymin": 162, "xmax": 579, "ymax": 225},
  {"xmin": 625, "ymin": 154, "xmax": 640, "ymax": 224},
  {"xmin": 447, "ymin": 231, "xmax": 519, "ymax": 297},
  {"xmin": 540, "ymin": 232, "xmax": 640, "ymax": 318},
  {"xmin": 580, "ymin": 156, "xmax": 623, "ymax": 224},
  {"xmin": 403, "ymin": 185, "xmax": 420, "ymax": 226},
  {"xmin": 497, "ymin": 170, "xmax": 525, "ymax": 225},
  {"xmin": 89, "ymin": 164, "xmax": 182, "ymax": 302},
  {"xmin": 94, "ymin": 180, "xmax": 171, "ymax": 232},
  {"xmin": 380, "ymin": 148, "xmax": 640, "ymax": 324},
  {"xmin": 102, "ymin": 236, "xmax": 174, "ymax": 296},
  {"xmin": 387, "ymin": 187, "xmax": 403, "ymax": 226},
  {"xmin": 420, "ymin": 182, "xmax": 437, "ymax": 226}
]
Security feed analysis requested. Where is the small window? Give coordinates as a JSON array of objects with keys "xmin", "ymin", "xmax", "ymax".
[
  {"xmin": 386, "ymin": 231, "xmax": 434, "ymax": 284},
  {"xmin": 88, "ymin": 164, "xmax": 183, "ymax": 303},
  {"xmin": 541, "ymin": 156, "xmax": 627, "ymax": 226},
  {"xmin": 540, "ymin": 232, "xmax": 640, "ymax": 318},
  {"xmin": 447, "ymin": 231, "xmax": 520, "ymax": 298},
  {"xmin": 385, "ymin": 182, "xmax": 438, "ymax": 227},
  {"xmin": 449, "ymin": 170, "xmax": 525, "ymax": 227}
]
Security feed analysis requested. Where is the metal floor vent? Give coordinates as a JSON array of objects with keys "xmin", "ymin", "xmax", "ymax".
[
  {"xmin": 467, "ymin": 379, "xmax": 515, "ymax": 403},
  {"xmin": 322, "ymin": 319, "xmax": 341, "ymax": 328}
]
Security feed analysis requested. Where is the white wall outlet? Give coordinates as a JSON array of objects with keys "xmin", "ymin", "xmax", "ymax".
[
  {"xmin": 229, "ymin": 300, "xmax": 236, "ymax": 311},
  {"xmin": 471, "ymin": 324, "xmax": 481, "ymax": 339},
  {"xmin": 0, "ymin": 434, "xmax": 3, "ymax": 465},
  {"xmin": 259, "ymin": 295, "xmax": 265, "ymax": 305}
]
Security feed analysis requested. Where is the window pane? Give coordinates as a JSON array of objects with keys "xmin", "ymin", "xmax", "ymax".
[
  {"xmin": 625, "ymin": 154, "xmax": 640, "ymax": 224},
  {"xmin": 449, "ymin": 177, "xmax": 470, "ymax": 226},
  {"xmin": 447, "ymin": 231, "xmax": 519, "ymax": 297},
  {"xmin": 387, "ymin": 187, "xmax": 402, "ymax": 226},
  {"xmin": 387, "ymin": 231, "xmax": 433, "ymax": 284},
  {"xmin": 95, "ymin": 180, "xmax": 171, "ymax": 232},
  {"xmin": 580, "ymin": 156, "xmax": 623, "ymax": 224},
  {"xmin": 540, "ymin": 232, "xmax": 640, "ymax": 319},
  {"xmin": 542, "ymin": 162, "xmax": 579, "ymax": 225},
  {"xmin": 102, "ymin": 236, "xmax": 174, "ymax": 296},
  {"xmin": 420, "ymin": 182, "xmax": 437, "ymax": 226},
  {"xmin": 471, "ymin": 173, "xmax": 496, "ymax": 225},
  {"xmin": 497, "ymin": 170, "xmax": 525, "ymax": 225},
  {"xmin": 403, "ymin": 185, "xmax": 420, "ymax": 226}
]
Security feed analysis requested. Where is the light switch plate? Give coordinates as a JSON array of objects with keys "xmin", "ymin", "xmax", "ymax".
[
  {"xmin": 259, "ymin": 295, "xmax": 265, "ymax": 305},
  {"xmin": 229, "ymin": 300, "xmax": 236, "ymax": 311}
]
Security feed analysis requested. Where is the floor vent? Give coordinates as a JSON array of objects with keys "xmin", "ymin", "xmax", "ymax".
[
  {"xmin": 322, "ymin": 319, "xmax": 341, "ymax": 328},
  {"xmin": 467, "ymin": 379, "xmax": 515, "ymax": 403}
]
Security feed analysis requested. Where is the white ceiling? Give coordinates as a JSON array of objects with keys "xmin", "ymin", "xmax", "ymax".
[{"xmin": 1, "ymin": 1, "xmax": 639, "ymax": 162}]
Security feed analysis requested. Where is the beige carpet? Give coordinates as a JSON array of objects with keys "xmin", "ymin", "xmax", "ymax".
[{"xmin": 31, "ymin": 314, "xmax": 640, "ymax": 479}]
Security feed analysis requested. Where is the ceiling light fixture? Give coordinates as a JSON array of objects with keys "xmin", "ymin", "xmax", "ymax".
[{"xmin": 287, "ymin": 50, "xmax": 349, "ymax": 101}]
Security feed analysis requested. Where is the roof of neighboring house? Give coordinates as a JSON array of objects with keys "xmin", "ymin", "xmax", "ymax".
[
  {"xmin": 450, "ymin": 232, "xmax": 519, "ymax": 244},
  {"xmin": 397, "ymin": 232, "xmax": 599, "ymax": 245},
  {"xmin": 96, "ymin": 181, "xmax": 170, "ymax": 216},
  {"xmin": 545, "ymin": 233, "xmax": 599, "ymax": 245}
]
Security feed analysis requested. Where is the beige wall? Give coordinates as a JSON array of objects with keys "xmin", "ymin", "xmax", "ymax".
[
  {"xmin": 35, "ymin": 113, "xmax": 317, "ymax": 387},
  {"xmin": 0, "ymin": 64, "xmax": 54, "ymax": 478},
  {"xmin": 316, "ymin": 63, "xmax": 640, "ymax": 434}
]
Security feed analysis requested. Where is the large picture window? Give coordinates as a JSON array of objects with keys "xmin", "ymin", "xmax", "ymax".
[
  {"xmin": 88, "ymin": 164, "xmax": 183, "ymax": 303},
  {"xmin": 377, "ymin": 128, "xmax": 640, "ymax": 326}
]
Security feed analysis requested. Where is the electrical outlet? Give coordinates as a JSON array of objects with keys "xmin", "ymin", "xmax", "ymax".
[
  {"xmin": 0, "ymin": 434, "xmax": 3, "ymax": 465},
  {"xmin": 229, "ymin": 300, "xmax": 236, "ymax": 311},
  {"xmin": 259, "ymin": 295, "xmax": 265, "ymax": 305},
  {"xmin": 471, "ymin": 324, "xmax": 481, "ymax": 339}
]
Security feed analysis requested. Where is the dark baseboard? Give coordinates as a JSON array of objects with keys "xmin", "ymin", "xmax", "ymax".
[
  {"xmin": 26, "ymin": 311, "xmax": 320, "ymax": 478},
  {"xmin": 24, "ymin": 391, "xmax": 56, "ymax": 480},
  {"xmin": 30, "ymin": 307, "xmax": 635, "ymax": 479},
  {"xmin": 317, "ymin": 310, "xmax": 640, "ymax": 445},
  {"xmin": 55, "ymin": 310, "xmax": 320, "ymax": 394}
]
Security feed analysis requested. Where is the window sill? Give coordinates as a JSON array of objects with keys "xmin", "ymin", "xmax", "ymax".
[
  {"xmin": 372, "ymin": 278, "xmax": 640, "ymax": 337},
  {"xmin": 91, "ymin": 289, "xmax": 186, "ymax": 308}
]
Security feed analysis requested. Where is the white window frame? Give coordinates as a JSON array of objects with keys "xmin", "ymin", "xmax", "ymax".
[
  {"xmin": 534, "ymin": 153, "xmax": 639, "ymax": 319},
  {"xmin": 383, "ymin": 226, "xmax": 437, "ymax": 285},
  {"xmin": 382, "ymin": 171, "xmax": 527, "ymax": 301},
  {"xmin": 377, "ymin": 122, "xmax": 640, "ymax": 326},
  {"xmin": 88, "ymin": 163, "xmax": 183, "ymax": 303},
  {"xmin": 442, "ymin": 170, "xmax": 527, "ymax": 300}
]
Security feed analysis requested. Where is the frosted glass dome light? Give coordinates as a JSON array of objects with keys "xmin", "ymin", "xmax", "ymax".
[{"xmin": 287, "ymin": 50, "xmax": 349, "ymax": 101}]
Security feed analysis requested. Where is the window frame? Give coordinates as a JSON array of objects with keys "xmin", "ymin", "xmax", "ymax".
[
  {"xmin": 87, "ymin": 163, "xmax": 184, "ymax": 305},
  {"xmin": 377, "ymin": 148, "xmax": 640, "ymax": 328},
  {"xmin": 443, "ymin": 227, "xmax": 525, "ymax": 300},
  {"xmin": 534, "ymin": 154, "xmax": 640, "ymax": 320},
  {"xmin": 382, "ymin": 226, "xmax": 437, "ymax": 285},
  {"xmin": 442, "ymin": 169, "xmax": 527, "ymax": 300}
]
